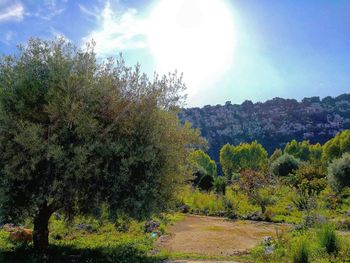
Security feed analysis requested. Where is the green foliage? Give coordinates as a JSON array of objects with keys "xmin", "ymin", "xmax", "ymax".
[
  {"xmin": 271, "ymin": 154, "xmax": 301, "ymax": 177},
  {"xmin": 328, "ymin": 153, "xmax": 350, "ymax": 191},
  {"xmin": 269, "ymin": 148, "xmax": 283, "ymax": 164},
  {"xmin": 322, "ymin": 130, "xmax": 350, "ymax": 163},
  {"xmin": 190, "ymin": 150, "xmax": 217, "ymax": 178},
  {"xmin": 212, "ymin": 177, "xmax": 226, "ymax": 195},
  {"xmin": 180, "ymin": 187, "xmax": 225, "ymax": 215},
  {"xmin": 319, "ymin": 224, "xmax": 339, "ymax": 255},
  {"xmin": 289, "ymin": 166, "xmax": 327, "ymax": 196},
  {"xmin": 190, "ymin": 150, "xmax": 217, "ymax": 191},
  {"xmin": 220, "ymin": 141, "xmax": 268, "ymax": 178},
  {"xmin": 219, "ymin": 144, "xmax": 235, "ymax": 179},
  {"xmin": 238, "ymin": 169, "xmax": 271, "ymax": 213},
  {"xmin": 0, "ymin": 216, "xmax": 168, "ymax": 263},
  {"xmin": 284, "ymin": 140, "xmax": 322, "ymax": 163},
  {"xmin": 0, "ymin": 38, "xmax": 202, "ymax": 250},
  {"xmin": 292, "ymin": 238, "xmax": 310, "ymax": 263}
]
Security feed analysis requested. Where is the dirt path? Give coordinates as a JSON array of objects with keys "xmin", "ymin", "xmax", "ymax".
[{"xmin": 158, "ymin": 215, "xmax": 290, "ymax": 258}]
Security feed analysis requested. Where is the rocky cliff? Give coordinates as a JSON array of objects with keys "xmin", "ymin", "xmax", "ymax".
[{"xmin": 180, "ymin": 94, "xmax": 350, "ymax": 162}]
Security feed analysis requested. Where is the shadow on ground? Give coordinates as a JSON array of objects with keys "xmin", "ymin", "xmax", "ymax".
[{"xmin": 0, "ymin": 243, "xmax": 167, "ymax": 263}]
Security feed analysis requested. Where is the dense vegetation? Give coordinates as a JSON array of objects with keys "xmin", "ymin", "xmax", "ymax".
[{"xmin": 182, "ymin": 130, "xmax": 350, "ymax": 262}]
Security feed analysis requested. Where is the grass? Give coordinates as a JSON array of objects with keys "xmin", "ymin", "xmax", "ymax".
[
  {"xmin": 3, "ymin": 184, "xmax": 350, "ymax": 262},
  {"xmin": 156, "ymin": 250, "xmax": 244, "ymax": 261},
  {"xmin": 178, "ymin": 184, "xmax": 350, "ymax": 262},
  {"xmin": 0, "ymin": 213, "xmax": 185, "ymax": 263},
  {"xmin": 319, "ymin": 224, "xmax": 339, "ymax": 254}
]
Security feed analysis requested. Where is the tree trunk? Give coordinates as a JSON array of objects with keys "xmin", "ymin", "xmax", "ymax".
[{"xmin": 33, "ymin": 205, "xmax": 53, "ymax": 253}]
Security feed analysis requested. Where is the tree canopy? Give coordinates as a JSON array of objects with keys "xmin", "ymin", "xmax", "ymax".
[
  {"xmin": 190, "ymin": 149, "xmax": 217, "ymax": 178},
  {"xmin": 271, "ymin": 154, "xmax": 301, "ymax": 177},
  {"xmin": 0, "ymin": 38, "xmax": 202, "ymax": 252},
  {"xmin": 284, "ymin": 140, "xmax": 322, "ymax": 163},
  {"xmin": 220, "ymin": 141, "xmax": 267, "ymax": 178},
  {"xmin": 322, "ymin": 130, "xmax": 350, "ymax": 164}
]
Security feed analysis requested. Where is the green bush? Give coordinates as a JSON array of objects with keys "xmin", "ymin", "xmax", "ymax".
[
  {"xmin": 271, "ymin": 154, "xmax": 301, "ymax": 177},
  {"xmin": 328, "ymin": 153, "xmax": 350, "ymax": 191},
  {"xmin": 290, "ymin": 166, "xmax": 327, "ymax": 195},
  {"xmin": 292, "ymin": 239, "xmax": 310, "ymax": 263},
  {"xmin": 319, "ymin": 224, "xmax": 339, "ymax": 254},
  {"xmin": 213, "ymin": 177, "xmax": 226, "ymax": 195},
  {"xmin": 197, "ymin": 174, "xmax": 214, "ymax": 191}
]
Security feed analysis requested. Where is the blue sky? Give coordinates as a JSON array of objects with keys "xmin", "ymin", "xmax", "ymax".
[{"xmin": 0, "ymin": 0, "xmax": 349, "ymax": 107}]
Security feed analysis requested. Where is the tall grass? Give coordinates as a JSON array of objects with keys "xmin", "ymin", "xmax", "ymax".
[
  {"xmin": 292, "ymin": 239, "xmax": 310, "ymax": 263},
  {"xmin": 319, "ymin": 223, "xmax": 339, "ymax": 254}
]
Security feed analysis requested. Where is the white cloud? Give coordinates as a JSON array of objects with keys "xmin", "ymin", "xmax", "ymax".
[
  {"xmin": 0, "ymin": 1, "xmax": 24, "ymax": 22},
  {"xmin": 81, "ymin": 1, "xmax": 148, "ymax": 57},
  {"xmin": 0, "ymin": 30, "xmax": 15, "ymax": 45}
]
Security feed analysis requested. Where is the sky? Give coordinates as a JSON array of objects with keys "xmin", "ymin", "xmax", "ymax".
[{"xmin": 0, "ymin": 0, "xmax": 350, "ymax": 107}]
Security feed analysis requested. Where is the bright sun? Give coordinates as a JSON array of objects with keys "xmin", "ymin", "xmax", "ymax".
[{"xmin": 147, "ymin": 0, "xmax": 236, "ymax": 101}]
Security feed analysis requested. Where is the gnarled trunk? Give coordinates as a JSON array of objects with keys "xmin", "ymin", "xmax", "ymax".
[{"xmin": 33, "ymin": 205, "xmax": 53, "ymax": 253}]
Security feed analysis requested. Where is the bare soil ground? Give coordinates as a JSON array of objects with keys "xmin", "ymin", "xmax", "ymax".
[{"xmin": 158, "ymin": 215, "xmax": 290, "ymax": 258}]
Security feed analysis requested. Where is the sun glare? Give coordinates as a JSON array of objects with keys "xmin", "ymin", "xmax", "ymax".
[{"xmin": 147, "ymin": 0, "xmax": 236, "ymax": 101}]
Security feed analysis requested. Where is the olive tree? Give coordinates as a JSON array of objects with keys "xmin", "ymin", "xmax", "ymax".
[{"xmin": 0, "ymin": 38, "xmax": 201, "ymax": 252}]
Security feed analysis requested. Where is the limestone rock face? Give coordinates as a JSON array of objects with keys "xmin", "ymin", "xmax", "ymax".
[{"xmin": 179, "ymin": 94, "xmax": 350, "ymax": 161}]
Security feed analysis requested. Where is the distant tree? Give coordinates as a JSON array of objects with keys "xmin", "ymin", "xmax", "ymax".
[
  {"xmin": 0, "ymin": 38, "xmax": 202, "ymax": 252},
  {"xmin": 284, "ymin": 140, "xmax": 322, "ymax": 163},
  {"xmin": 220, "ymin": 141, "xmax": 267, "ymax": 179},
  {"xmin": 190, "ymin": 149, "xmax": 217, "ymax": 178},
  {"xmin": 239, "ymin": 169, "xmax": 271, "ymax": 214},
  {"xmin": 269, "ymin": 148, "xmax": 283, "ymax": 164},
  {"xmin": 220, "ymin": 143, "xmax": 235, "ymax": 179},
  {"xmin": 323, "ymin": 130, "xmax": 350, "ymax": 163},
  {"xmin": 328, "ymin": 153, "xmax": 350, "ymax": 191},
  {"xmin": 289, "ymin": 166, "xmax": 327, "ymax": 196},
  {"xmin": 271, "ymin": 154, "xmax": 301, "ymax": 177}
]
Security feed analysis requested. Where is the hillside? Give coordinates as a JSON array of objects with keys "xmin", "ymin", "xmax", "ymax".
[{"xmin": 180, "ymin": 94, "xmax": 350, "ymax": 162}]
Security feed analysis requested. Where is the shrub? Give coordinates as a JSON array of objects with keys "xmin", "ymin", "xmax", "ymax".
[
  {"xmin": 271, "ymin": 154, "xmax": 301, "ymax": 177},
  {"xmin": 289, "ymin": 166, "xmax": 327, "ymax": 195},
  {"xmin": 328, "ymin": 153, "xmax": 350, "ymax": 191},
  {"xmin": 213, "ymin": 176, "xmax": 226, "ymax": 195},
  {"xmin": 197, "ymin": 174, "xmax": 214, "ymax": 191},
  {"xmin": 239, "ymin": 169, "xmax": 271, "ymax": 214},
  {"xmin": 319, "ymin": 224, "xmax": 339, "ymax": 254},
  {"xmin": 292, "ymin": 239, "xmax": 310, "ymax": 263}
]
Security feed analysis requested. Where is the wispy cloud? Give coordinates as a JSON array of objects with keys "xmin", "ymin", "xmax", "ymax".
[
  {"xmin": 0, "ymin": 30, "xmax": 15, "ymax": 45},
  {"xmin": 0, "ymin": 1, "xmax": 24, "ymax": 22},
  {"xmin": 78, "ymin": 3, "xmax": 99, "ymax": 20},
  {"xmin": 81, "ymin": 1, "xmax": 148, "ymax": 57},
  {"xmin": 27, "ymin": 0, "xmax": 66, "ymax": 21}
]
